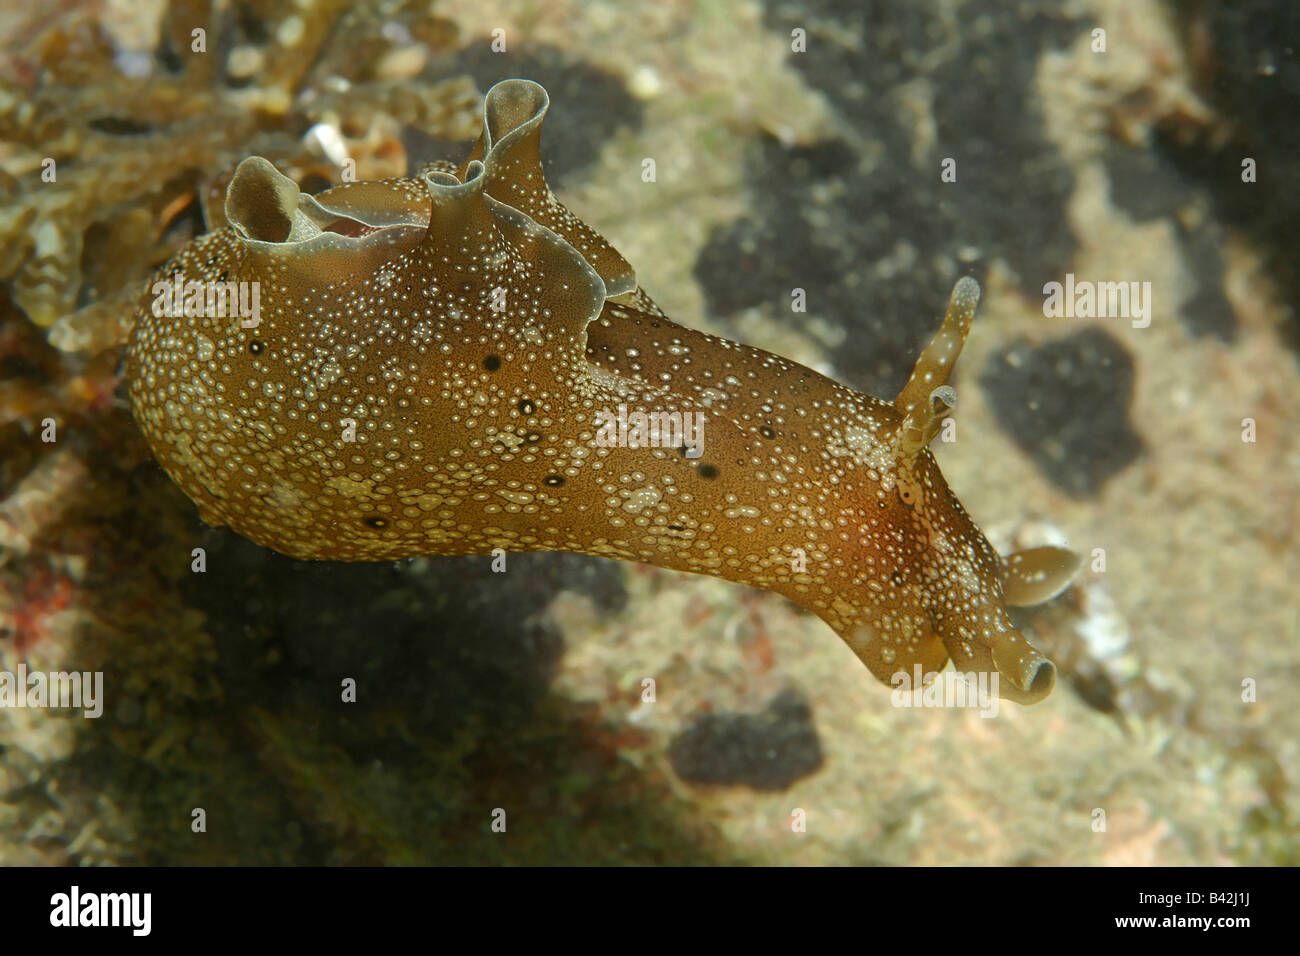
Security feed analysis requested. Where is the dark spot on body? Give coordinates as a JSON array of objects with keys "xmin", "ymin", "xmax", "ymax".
[
  {"xmin": 697, "ymin": 463, "xmax": 718, "ymax": 480},
  {"xmin": 518, "ymin": 398, "xmax": 536, "ymax": 415},
  {"xmin": 544, "ymin": 474, "xmax": 565, "ymax": 487},
  {"xmin": 363, "ymin": 516, "xmax": 387, "ymax": 529},
  {"xmin": 759, "ymin": 425, "xmax": 776, "ymax": 439},
  {"xmin": 249, "ymin": 340, "xmax": 265, "ymax": 355},
  {"xmin": 483, "ymin": 354, "xmax": 501, "ymax": 371}
]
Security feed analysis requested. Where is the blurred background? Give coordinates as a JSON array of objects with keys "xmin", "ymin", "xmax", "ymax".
[{"xmin": 0, "ymin": 0, "xmax": 1295, "ymax": 864}]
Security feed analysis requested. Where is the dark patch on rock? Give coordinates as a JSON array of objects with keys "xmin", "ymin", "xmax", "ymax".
[
  {"xmin": 693, "ymin": 137, "xmax": 857, "ymax": 319},
  {"xmin": 1103, "ymin": 144, "xmax": 1202, "ymax": 225},
  {"xmin": 1160, "ymin": 0, "xmax": 1300, "ymax": 351},
  {"xmin": 434, "ymin": 45, "xmax": 643, "ymax": 187},
  {"xmin": 668, "ymin": 688, "xmax": 823, "ymax": 791},
  {"xmin": 1102, "ymin": 145, "xmax": 1235, "ymax": 341},
  {"xmin": 694, "ymin": 0, "xmax": 1082, "ymax": 397},
  {"xmin": 980, "ymin": 328, "xmax": 1143, "ymax": 497},
  {"xmin": 185, "ymin": 537, "xmax": 626, "ymax": 751},
  {"xmin": 1070, "ymin": 667, "xmax": 1122, "ymax": 715},
  {"xmin": 1175, "ymin": 216, "xmax": 1236, "ymax": 340}
]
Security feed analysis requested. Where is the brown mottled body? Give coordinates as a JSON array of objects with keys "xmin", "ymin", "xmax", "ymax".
[{"xmin": 128, "ymin": 80, "xmax": 1080, "ymax": 704}]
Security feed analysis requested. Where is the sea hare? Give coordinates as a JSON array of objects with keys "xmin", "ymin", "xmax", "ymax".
[{"xmin": 127, "ymin": 79, "xmax": 1081, "ymax": 704}]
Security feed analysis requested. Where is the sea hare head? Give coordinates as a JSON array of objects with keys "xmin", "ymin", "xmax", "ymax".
[
  {"xmin": 833, "ymin": 277, "xmax": 1065, "ymax": 705},
  {"xmin": 839, "ymin": 449, "xmax": 1058, "ymax": 706}
]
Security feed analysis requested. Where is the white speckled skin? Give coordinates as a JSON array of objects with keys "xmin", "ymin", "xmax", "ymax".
[{"xmin": 128, "ymin": 80, "xmax": 1078, "ymax": 704}]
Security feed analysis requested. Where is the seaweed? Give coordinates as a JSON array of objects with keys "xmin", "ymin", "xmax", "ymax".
[{"xmin": 0, "ymin": 0, "xmax": 479, "ymax": 348}]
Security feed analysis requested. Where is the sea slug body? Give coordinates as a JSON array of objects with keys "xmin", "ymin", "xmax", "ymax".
[{"xmin": 127, "ymin": 79, "xmax": 1082, "ymax": 704}]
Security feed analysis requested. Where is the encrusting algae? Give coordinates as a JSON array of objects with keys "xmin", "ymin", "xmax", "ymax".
[
  {"xmin": 127, "ymin": 79, "xmax": 1082, "ymax": 705},
  {"xmin": 0, "ymin": 0, "xmax": 477, "ymax": 349}
]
